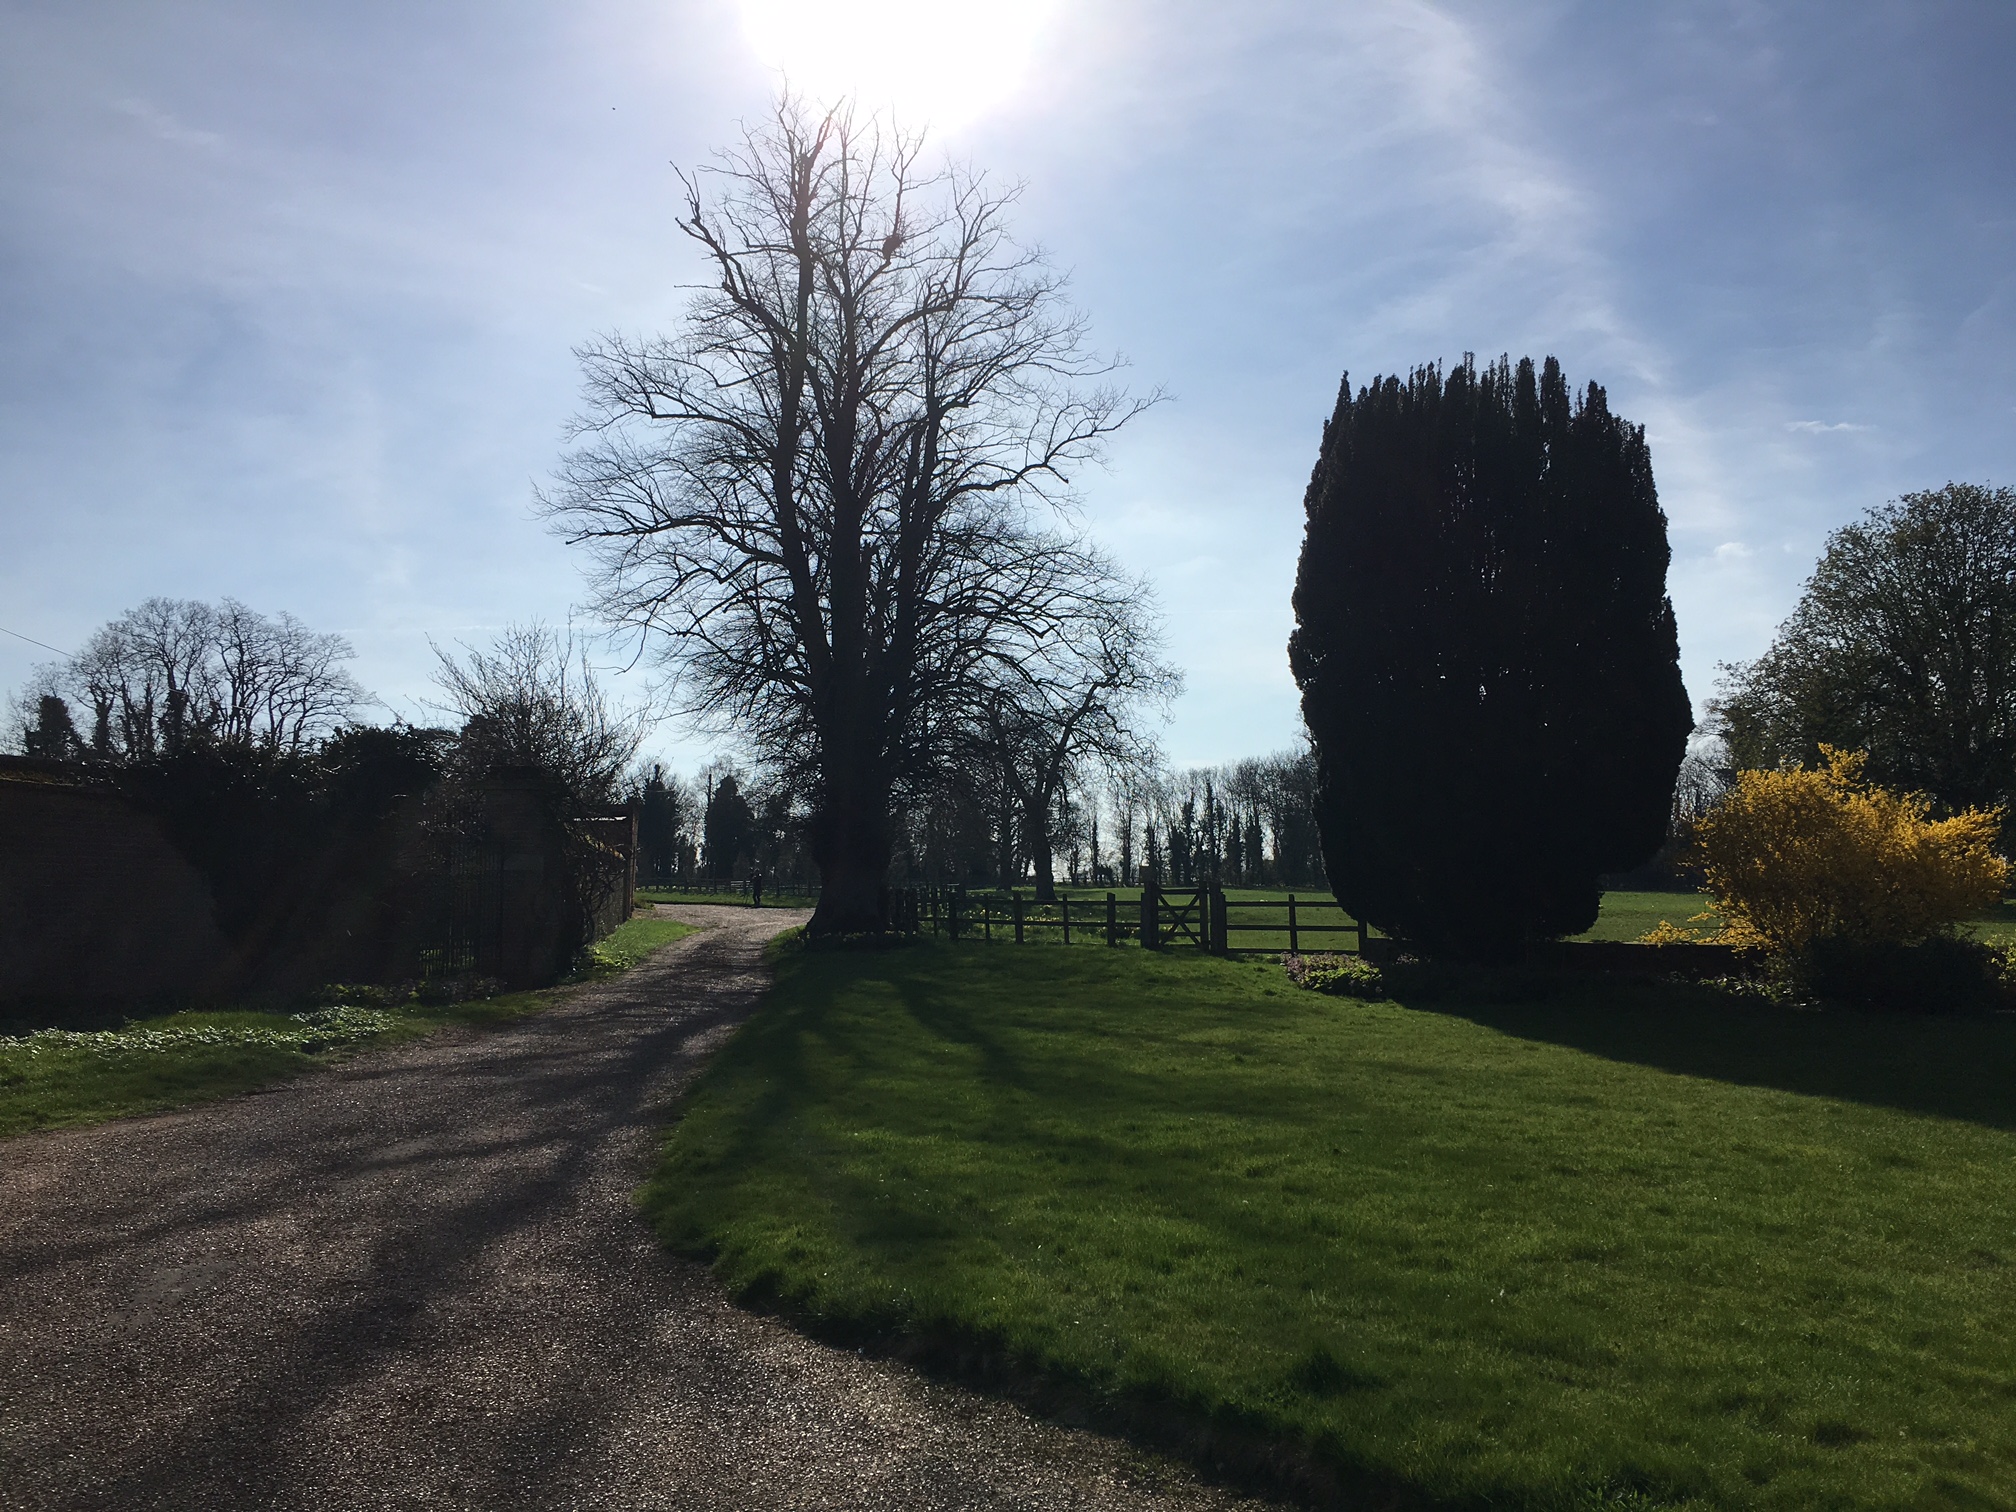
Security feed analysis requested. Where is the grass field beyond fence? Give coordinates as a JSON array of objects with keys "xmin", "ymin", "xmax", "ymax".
[{"xmin": 647, "ymin": 935, "xmax": 2016, "ymax": 1510}]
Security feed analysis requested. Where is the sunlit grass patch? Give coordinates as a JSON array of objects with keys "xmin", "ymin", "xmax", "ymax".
[
  {"xmin": 647, "ymin": 936, "xmax": 2016, "ymax": 1509},
  {"xmin": 575, "ymin": 915, "xmax": 699, "ymax": 976}
]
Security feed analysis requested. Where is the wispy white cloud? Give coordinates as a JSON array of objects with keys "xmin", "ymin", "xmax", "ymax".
[
  {"xmin": 112, "ymin": 96, "xmax": 220, "ymax": 150},
  {"xmin": 4, "ymin": 0, "xmax": 2013, "ymax": 773}
]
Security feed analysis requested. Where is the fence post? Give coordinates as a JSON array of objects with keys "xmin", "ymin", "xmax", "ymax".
[
  {"xmin": 1061, "ymin": 896, "xmax": 1071, "ymax": 946},
  {"xmin": 1211, "ymin": 887, "xmax": 1228, "ymax": 955},
  {"xmin": 1106, "ymin": 891, "xmax": 1118, "ymax": 946},
  {"xmin": 950, "ymin": 889, "xmax": 963, "ymax": 941},
  {"xmin": 1013, "ymin": 891, "xmax": 1025, "ymax": 945},
  {"xmin": 1140, "ymin": 878, "xmax": 1159, "ymax": 949},
  {"xmin": 1288, "ymin": 894, "xmax": 1299, "ymax": 955},
  {"xmin": 1355, "ymin": 911, "xmax": 1368, "ymax": 955},
  {"xmin": 931, "ymin": 888, "xmax": 941, "ymax": 936}
]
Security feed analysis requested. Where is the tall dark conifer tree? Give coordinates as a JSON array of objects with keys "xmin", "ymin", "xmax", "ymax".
[{"xmin": 1289, "ymin": 356, "xmax": 1691, "ymax": 959}]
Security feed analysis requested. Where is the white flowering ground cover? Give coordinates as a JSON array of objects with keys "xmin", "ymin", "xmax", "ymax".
[
  {"xmin": 0, "ymin": 1003, "xmax": 443, "ymax": 1138},
  {"xmin": 0, "ymin": 1007, "xmax": 398, "ymax": 1062},
  {"xmin": 0, "ymin": 915, "xmax": 698, "ymax": 1137}
]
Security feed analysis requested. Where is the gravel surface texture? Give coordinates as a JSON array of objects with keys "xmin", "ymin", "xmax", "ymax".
[{"xmin": 0, "ymin": 905, "xmax": 1274, "ymax": 1512}]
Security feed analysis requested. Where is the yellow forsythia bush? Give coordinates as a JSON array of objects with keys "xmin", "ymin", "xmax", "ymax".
[{"xmin": 1691, "ymin": 746, "xmax": 2007, "ymax": 952}]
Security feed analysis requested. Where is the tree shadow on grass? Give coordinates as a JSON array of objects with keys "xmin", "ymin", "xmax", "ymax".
[{"xmin": 1395, "ymin": 967, "xmax": 2016, "ymax": 1132}]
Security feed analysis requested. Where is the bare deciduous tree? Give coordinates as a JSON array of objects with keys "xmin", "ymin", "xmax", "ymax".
[
  {"xmin": 210, "ymin": 600, "xmax": 366, "ymax": 751},
  {"xmin": 430, "ymin": 623, "xmax": 646, "ymax": 809},
  {"xmin": 14, "ymin": 597, "xmax": 367, "ymax": 760},
  {"xmin": 972, "ymin": 566, "xmax": 1179, "ymax": 901},
  {"xmin": 543, "ymin": 96, "xmax": 1153, "ymax": 933}
]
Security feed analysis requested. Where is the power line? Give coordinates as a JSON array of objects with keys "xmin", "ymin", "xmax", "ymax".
[{"xmin": 0, "ymin": 624, "xmax": 71, "ymax": 658}]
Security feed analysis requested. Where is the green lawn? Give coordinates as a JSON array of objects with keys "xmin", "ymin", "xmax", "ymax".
[
  {"xmin": 1572, "ymin": 890, "xmax": 2015, "ymax": 947},
  {"xmin": 1575, "ymin": 889, "xmax": 1724, "ymax": 942},
  {"xmin": 1965, "ymin": 897, "xmax": 2016, "ymax": 946},
  {"xmin": 647, "ymin": 935, "xmax": 2016, "ymax": 1510},
  {"xmin": 0, "ymin": 914, "xmax": 698, "ymax": 1138},
  {"xmin": 579, "ymin": 915, "xmax": 702, "ymax": 972}
]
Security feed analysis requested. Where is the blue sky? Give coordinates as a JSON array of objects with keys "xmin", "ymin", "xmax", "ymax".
[{"xmin": 2, "ymin": 0, "xmax": 2011, "ymax": 771}]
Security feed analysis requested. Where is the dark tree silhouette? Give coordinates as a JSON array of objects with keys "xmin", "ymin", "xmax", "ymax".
[
  {"xmin": 429, "ymin": 623, "xmax": 644, "ymax": 810},
  {"xmin": 637, "ymin": 764, "xmax": 687, "ymax": 883},
  {"xmin": 702, "ymin": 774, "xmax": 755, "ymax": 881},
  {"xmin": 1289, "ymin": 355, "xmax": 1691, "ymax": 960},
  {"xmin": 21, "ymin": 695, "xmax": 82, "ymax": 760}
]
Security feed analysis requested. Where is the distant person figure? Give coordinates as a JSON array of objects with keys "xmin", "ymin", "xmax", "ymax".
[{"xmin": 750, "ymin": 869, "xmax": 764, "ymax": 908}]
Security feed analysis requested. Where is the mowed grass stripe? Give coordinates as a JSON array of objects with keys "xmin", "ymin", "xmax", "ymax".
[{"xmin": 646, "ymin": 937, "xmax": 2016, "ymax": 1510}]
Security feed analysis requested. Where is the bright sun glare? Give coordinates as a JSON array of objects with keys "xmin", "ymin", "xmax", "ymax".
[{"xmin": 736, "ymin": 0, "xmax": 1063, "ymax": 132}]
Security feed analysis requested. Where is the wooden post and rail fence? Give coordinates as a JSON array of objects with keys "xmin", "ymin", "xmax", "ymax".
[{"xmin": 893, "ymin": 879, "xmax": 1371, "ymax": 957}]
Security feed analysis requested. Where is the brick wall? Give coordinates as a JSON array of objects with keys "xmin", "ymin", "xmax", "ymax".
[
  {"xmin": 0, "ymin": 758, "xmax": 230, "ymax": 1005},
  {"xmin": 1, "ymin": 758, "xmax": 643, "ymax": 1005}
]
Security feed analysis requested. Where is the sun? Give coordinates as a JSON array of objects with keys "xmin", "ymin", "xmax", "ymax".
[{"xmin": 736, "ymin": 0, "xmax": 1063, "ymax": 133}]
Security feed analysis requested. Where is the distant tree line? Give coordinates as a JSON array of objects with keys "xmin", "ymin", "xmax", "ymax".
[
  {"xmin": 630, "ymin": 743, "xmax": 1329, "ymax": 896},
  {"xmin": 17, "ymin": 595, "xmax": 1302, "ymax": 914},
  {"xmin": 633, "ymin": 764, "xmax": 816, "ymax": 890}
]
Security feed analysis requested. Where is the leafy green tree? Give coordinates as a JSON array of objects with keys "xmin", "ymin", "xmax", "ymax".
[
  {"xmin": 1714, "ymin": 483, "xmax": 2016, "ymax": 822},
  {"xmin": 1289, "ymin": 356, "xmax": 1691, "ymax": 960}
]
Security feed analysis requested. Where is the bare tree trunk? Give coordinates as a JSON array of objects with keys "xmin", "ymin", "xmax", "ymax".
[
  {"xmin": 1028, "ymin": 802, "xmax": 1057, "ymax": 903},
  {"xmin": 996, "ymin": 800, "xmax": 1017, "ymax": 889},
  {"xmin": 809, "ymin": 808, "xmax": 890, "ymax": 932},
  {"xmin": 808, "ymin": 707, "xmax": 894, "ymax": 931}
]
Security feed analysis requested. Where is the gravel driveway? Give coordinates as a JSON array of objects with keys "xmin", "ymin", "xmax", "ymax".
[{"xmin": 0, "ymin": 905, "xmax": 1273, "ymax": 1511}]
